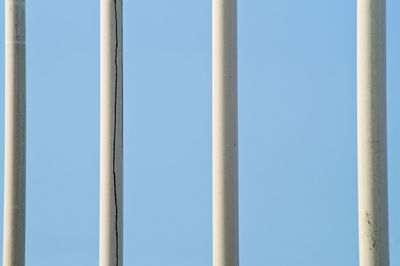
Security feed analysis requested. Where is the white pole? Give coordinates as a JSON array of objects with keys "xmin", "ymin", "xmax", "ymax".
[
  {"xmin": 3, "ymin": 0, "xmax": 26, "ymax": 265},
  {"xmin": 357, "ymin": 0, "xmax": 389, "ymax": 265},
  {"xmin": 100, "ymin": 0, "xmax": 123, "ymax": 265},
  {"xmin": 212, "ymin": 0, "xmax": 239, "ymax": 265}
]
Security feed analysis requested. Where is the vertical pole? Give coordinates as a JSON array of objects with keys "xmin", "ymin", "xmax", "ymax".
[
  {"xmin": 3, "ymin": 0, "xmax": 26, "ymax": 265},
  {"xmin": 357, "ymin": 0, "xmax": 389, "ymax": 265},
  {"xmin": 212, "ymin": 0, "xmax": 239, "ymax": 265},
  {"xmin": 100, "ymin": 0, "xmax": 123, "ymax": 265}
]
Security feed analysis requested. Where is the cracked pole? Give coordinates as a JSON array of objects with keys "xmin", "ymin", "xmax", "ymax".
[
  {"xmin": 100, "ymin": 0, "xmax": 123, "ymax": 266},
  {"xmin": 3, "ymin": 0, "xmax": 26, "ymax": 265},
  {"xmin": 212, "ymin": 0, "xmax": 239, "ymax": 265},
  {"xmin": 357, "ymin": 0, "xmax": 390, "ymax": 265}
]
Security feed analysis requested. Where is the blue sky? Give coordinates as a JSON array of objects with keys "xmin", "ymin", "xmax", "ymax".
[{"xmin": 0, "ymin": 0, "xmax": 399, "ymax": 265}]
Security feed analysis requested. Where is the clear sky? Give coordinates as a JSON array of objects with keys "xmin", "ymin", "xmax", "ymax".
[{"xmin": 0, "ymin": 0, "xmax": 399, "ymax": 265}]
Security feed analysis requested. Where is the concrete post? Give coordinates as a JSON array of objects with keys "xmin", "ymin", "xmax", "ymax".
[
  {"xmin": 3, "ymin": 0, "xmax": 26, "ymax": 265},
  {"xmin": 357, "ymin": 0, "xmax": 389, "ymax": 265},
  {"xmin": 100, "ymin": 0, "xmax": 123, "ymax": 265},
  {"xmin": 212, "ymin": 0, "xmax": 239, "ymax": 265}
]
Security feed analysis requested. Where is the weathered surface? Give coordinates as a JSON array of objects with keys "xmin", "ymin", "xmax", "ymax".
[
  {"xmin": 357, "ymin": 0, "xmax": 389, "ymax": 265},
  {"xmin": 3, "ymin": 0, "xmax": 26, "ymax": 265},
  {"xmin": 100, "ymin": 0, "xmax": 123, "ymax": 265}
]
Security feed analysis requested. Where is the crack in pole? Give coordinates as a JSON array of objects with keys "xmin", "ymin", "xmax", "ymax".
[{"xmin": 112, "ymin": 0, "xmax": 120, "ymax": 265}]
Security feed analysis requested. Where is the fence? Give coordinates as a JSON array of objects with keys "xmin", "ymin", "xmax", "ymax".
[{"xmin": 3, "ymin": 0, "xmax": 389, "ymax": 265}]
